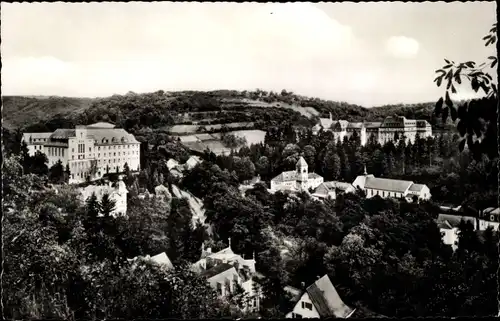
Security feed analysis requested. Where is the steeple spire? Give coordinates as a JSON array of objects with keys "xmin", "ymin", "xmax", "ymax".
[
  {"xmin": 363, "ymin": 165, "xmax": 367, "ymax": 175},
  {"xmin": 228, "ymin": 237, "xmax": 231, "ymax": 249}
]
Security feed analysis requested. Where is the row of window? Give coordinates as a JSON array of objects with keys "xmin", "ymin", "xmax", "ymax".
[
  {"xmin": 48, "ymin": 147, "xmax": 65, "ymax": 157},
  {"xmin": 368, "ymin": 189, "xmax": 401, "ymax": 198},
  {"xmin": 98, "ymin": 151, "xmax": 139, "ymax": 157},
  {"xmin": 96, "ymin": 144, "xmax": 138, "ymax": 151}
]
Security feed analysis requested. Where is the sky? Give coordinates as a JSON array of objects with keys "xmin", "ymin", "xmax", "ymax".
[{"xmin": 1, "ymin": 2, "xmax": 497, "ymax": 107}]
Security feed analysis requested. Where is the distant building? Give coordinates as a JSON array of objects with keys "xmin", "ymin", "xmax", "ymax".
[
  {"xmin": 479, "ymin": 207, "xmax": 500, "ymax": 230},
  {"xmin": 352, "ymin": 168, "xmax": 431, "ymax": 201},
  {"xmin": 184, "ymin": 155, "xmax": 203, "ymax": 170},
  {"xmin": 312, "ymin": 181, "xmax": 355, "ymax": 200},
  {"xmin": 22, "ymin": 122, "xmax": 141, "ymax": 184},
  {"xmin": 192, "ymin": 239, "xmax": 261, "ymax": 312},
  {"xmin": 286, "ymin": 275, "xmax": 356, "ymax": 319},
  {"xmin": 312, "ymin": 115, "xmax": 432, "ymax": 146},
  {"xmin": 79, "ymin": 176, "xmax": 128, "ymax": 217},
  {"xmin": 128, "ymin": 252, "xmax": 174, "ymax": 271},
  {"xmin": 270, "ymin": 157, "xmax": 323, "ymax": 193}
]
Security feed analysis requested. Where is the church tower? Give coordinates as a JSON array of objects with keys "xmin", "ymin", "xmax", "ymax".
[{"xmin": 296, "ymin": 156, "xmax": 309, "ymax": 191}]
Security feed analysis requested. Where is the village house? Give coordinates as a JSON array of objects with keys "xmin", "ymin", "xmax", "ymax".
[
  {"xmin": 352, "ymin": 168, "xmax": 431, "ymax": 202},
  {"xmin": 191, "ymin": 239, "xmax": 262, "ymax": 312},
  {"xmin": 270, "ymin": 157, "xmax": 323, "ymax": 193},
  {"xmin": 286, "ymin": 275, "xmax": 356, "ymax": 319},
  {"xmin": 79, "ymin": 176, "xmax": 128, "ymax": 217},
  {"xmin": 22, "ymin": 122, "xmax": 141, "ymax": 183}
]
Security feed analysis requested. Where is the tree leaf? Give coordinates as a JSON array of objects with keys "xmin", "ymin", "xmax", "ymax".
[
  {"xmin": 443, "ymin": 64, "xmax": 453, "ymax": 69},
  {"xmin": 435, "ymin": 97, "xmax": 444, "ymax": 115},
  {"xmin": 436, "ymin": 76, "xmax": 443, "ymax": 87},
  {"xmin": 451, "ymin": 84, "xmax": 457, "ymax": 94},
  {"xmin": 457, "ymin": 119, "xmax": 467, "ymax": 136},
  {"xmin": 471, "ymin": 78, "xmax": 480, "ymax": 92},
  {"xmin": 465, "ymin": 61, "xmax": 475, "ymax": 68},
  {"xmin": 445, "ymin": 91, "xmax": 453, "ymax": 108},
  {"xmin": 458, "ymin": 139, "xmax": 466, "ymax": 152},
  {"xmin": 480, "ymin": 82, "xmax": 490, "ymax": 95},
  {"xmin": 491, "ymin": 59, "xmax": 497, "ymax": 69},
  {"xmin": 457, "ymin": 103, "xmax": 467, "ymax": 119},
  {"xmin": 441, "ymin": 106, "xmax": 449, "ymax": 124},
  {"xmin": 444, "ymin": 59, "xmax": 451, "ymax": 64},
  {"xmin": 449, "ymin": 105, "xmax": 458, "ymax": 121}
]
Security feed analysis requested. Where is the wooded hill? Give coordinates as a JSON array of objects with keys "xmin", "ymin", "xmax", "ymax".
[{"xmin": 2, "ymin": 89, "xmax": 457, "ymax": 133}]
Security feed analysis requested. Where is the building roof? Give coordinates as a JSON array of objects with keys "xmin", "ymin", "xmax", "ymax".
[
  {"xmin": 305, "ymin": 275, "xmax": 354, "ymax": 318},
  {"xmin": 364, "ymin": 122, "xmax": 382, "ymax": 129},
  {"xmin": 166, "ymin": 159, "xmax": 180, "ymax": 170},
  {"xmin": 86, "ymin": 122, "xmax": 116, "ymax": 128},
  {"xmin": 319, "ymin": 118, "xmax": 334, "ymax": 129},
  {"xmin": 408, "ymin": 183, "xmax": 426, "ymax": 192},
  {"xmin": 87, "ymin": 128, "xmax": 139, "ymax": 144},
  {"xmin": 347, "ymin": 122, "xmax": 363, "ymax": 129},
  {"xmin": 50, "ymin": 129, "xmax": 76, "ymax": 139},
  {"xmin": 437, "ymin": 220, "xmax": 454, "ymax": 230},
  {"xmin": 200, "ymin": 263, "xmax": 234, "ymax": 279},
  {"xmin": 149, "ymin": 252, "xmax": 174, "ymax": 270},
  {"xmin": 271, "ymin": 170, "xmax": 323, "ymax": 183},
  {"xmin": 321, "ymin": 181, "xmax": 354, "ymax": 191},
  {"xmin": 22, "ymin": 132, "xmax": 53, "ymax": 142},
  {"xmin": 296, "ymin": 156, "xmax": 308, "ymax": 167},
  {"xmin": 437, "ymin": 214, "xmax": 476, "ymax": 228},
  {"xmin": 364, "ymin": 177, "xmax": 413, "ymax": 193}
]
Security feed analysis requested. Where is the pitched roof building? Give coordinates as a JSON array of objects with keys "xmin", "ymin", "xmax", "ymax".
[
  {"xmin": 270, "ymin": 157, "xmax": 324, "ymax": 193},
  {"xmin": 286, "ymin": 275, "xmax": 355, "ymax": 319},
  {"xmin": 352, "ymin": 168, "xmax": 431, "ymax": 202},
  {"xmin": 79, "ymin": 176, "xmax": 128, "ymax": 217}
]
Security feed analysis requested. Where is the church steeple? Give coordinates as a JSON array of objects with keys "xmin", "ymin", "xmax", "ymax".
[{"xmin": 363, "ymin": 165, "xmax": 368, "ymax": 175}]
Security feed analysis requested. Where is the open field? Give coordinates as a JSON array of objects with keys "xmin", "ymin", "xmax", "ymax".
[{"xmin": 167, "ymin": 122, "xmax": 254, "ymax": 134}]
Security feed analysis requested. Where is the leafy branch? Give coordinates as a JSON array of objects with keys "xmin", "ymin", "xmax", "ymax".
[{"xmin": 433, "ymin": 23, "xmax": 498, "ymax": 158}]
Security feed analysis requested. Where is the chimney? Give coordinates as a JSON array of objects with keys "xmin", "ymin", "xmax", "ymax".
[{"xmin": 329, "ymin": 112, "xmax": 332, "ymax": 121}]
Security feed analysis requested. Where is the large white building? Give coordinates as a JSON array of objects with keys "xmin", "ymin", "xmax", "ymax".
[
  {"xmin": 22, "ymin": 122, "xmax": 141, "ymax": 183},
  {"xmin": 312, "ymin": 115, "xmax": 433, "ymax": 146},
  {"xmin": 270, "ymin": 157, "xmax": 324, "ymax": 193},
  {"xmin": 352, "ymin": 168, "xmax": 431, "ymax": 202}
]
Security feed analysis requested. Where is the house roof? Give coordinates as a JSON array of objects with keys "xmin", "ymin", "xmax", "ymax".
[
  {"xmin": 50, "ymin": 129, "xmax": 76, "ymax": 139},
  {"xmin": 150, "ymin": 252, "xmax": 174, "ymax": 269},
  {"xmin": 347, "ymin": 122, "xmax": 363, "ymax": 129},
  {"xmin": 408, "ymin": 183, "xmax": 426, "ymax": 192},
  {"xmin": 166, "ymin": 159, "xmax": 180, "ymax": 170},
  {"xmin": 200, "ymin": 263, "xmax": 234, "ymax": 279},
  {"xmin": 305, "ymin": 275, "xmax": 354, "ymax": 318},
  {"xmin": 437, "ymin": 214, "xmax": 476, "ymax": 228},
  {"xmin": 86, "ymin": 122, "xmax": 116, "ymax": 128},
  {"xmin": 364, "ymin": 122, "xmax": 382, "ymax": 129},
  {"xmin": 364, "ymin": 177, "xmax": 413, "ymax": 193},
  {"xmin": 296, "ymin": 156, "xmax": 308, "ymax": 167},
  {"xmin": 49, "ymin": 127, "xmax": 139, "ymax": 144},
  {"xmin": 319, "ymin": 118, "xmax": 334, "ymax": 129},
  {"xmin": 22, "ymin": 132, "xmax": 53, "ymax": 142},
  {"xmin": 437, "ymin": 220, "xmax": 454, "ymax": 230},
  {"xmin": 271, "ymin": 171, "xmax": 323, "ymax": 183},
  {"xmin": 321, "ymin": 181, "xmax": 354, "ymax": 191}
]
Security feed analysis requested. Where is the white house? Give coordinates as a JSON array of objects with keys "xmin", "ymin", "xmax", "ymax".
[
  {"xmin": 436, "ymin": 214, "xmax": 479, "ymax": 251},
  {"xmin": 270, "ymin": 157, "xmax": 323, "ymax": 193},
  {"xmin": 352, "ymin": 168, "xmax": 431, "ymax": 201},
  {"xmin": 192, "ymin": 240, "xmax": 261, "ymax": 312},
  {"xmin": 286, "ymin": 275, "xmax": 355, "ymax": 319},
  {"xmin": 79, "ymin": 176, "xmax": 128, "ymax": 217},
  {"xmin": 22, "ymin": 122, "xmax": 141, "ymax": 184},
  {"xmin": 185, "ymin": 155, "xmax": 203, "ymax": 170}
]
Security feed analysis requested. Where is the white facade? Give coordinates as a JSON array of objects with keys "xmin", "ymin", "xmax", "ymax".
[
  {"xmin": 353, "ymin": 171, "xmax": 431, "ymax": 201},
  {"xmin": 22, "ymin": 122, "xmax": 141, "ymax": 184},
  {"xmin": 79, "ymin": 177, "xmax": 128, "ymax": 217},
  {"xmin": 192, "ymin": 242, "xmax": 261, "ymax": 312},
  {"xmin": 313, "ymin": 115, "xmax": 433, "ymax": 146},
  {"xmin": 286, "ymin": 292, "xmax": 321, "ymax": 319},
  {"xmin": 270, "ymin": 157, "xmax": 324, "ymax": 193}
]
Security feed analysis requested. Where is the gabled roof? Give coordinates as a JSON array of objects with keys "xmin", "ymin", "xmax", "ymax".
[
  {"xmin": 50, "ymin": 129, "xmax": 76, "ymax": 139},
  {"xmin": 364, "ymin": 122, "xmax": 382, "ymax": 129},
  {"xmin": 200, "ymin": 263, "xmax": 234, "ymax": 279},
  {"xmin": 437, "ymin": 220, "xmax": 454, "ymax": 230},
  {"xmin": 437, "ymin": 214, "xmax": 476, "ymax": 228},
  {"xmin": 22, "ymin": 132, "xmax": 53, "ymax": 142},
  {"xmin": 364, "ymin": 177, "xmax": 413, "ymax": 193},
  {"xmin": 150, "ymin": 252, "xmax": 174, "ymax": 269},
  {"xmin": 296, "ymin": 156, "xmax": 308, "ymax": 167},
  {"xmin": 305, "ymin": 275, "xmax": 354, "ymax": 318},
  {"xmin": 319, "ymin": 118, "xmax": 334, "ymax": 129},
  {"xmin": 408, "ymin": 183, "xmax": 426, "ymax": 192}
]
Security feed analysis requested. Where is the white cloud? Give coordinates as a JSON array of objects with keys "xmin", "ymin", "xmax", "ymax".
[{"xmin": 385, "ymin": 36, "xmax": 420, "ymax": 59}]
